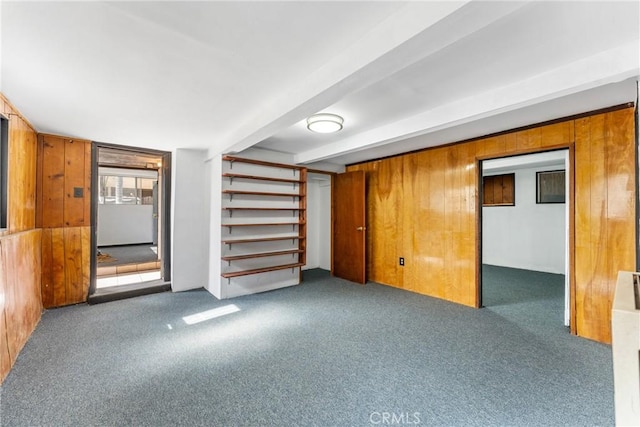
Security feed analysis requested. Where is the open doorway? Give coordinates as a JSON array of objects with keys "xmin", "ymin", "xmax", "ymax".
[
  {"xmin": 303, "ymin": 171, "xmax": 332, "ymax": 277},
  {"xmin": 89, "ymin": 145, "xmax": 171, "ymax": 302},
  {"xmin": 480, "ymin": 150, "xmax": 570, "ymax": 331}
]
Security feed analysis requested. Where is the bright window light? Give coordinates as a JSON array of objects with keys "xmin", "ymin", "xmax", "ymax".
[{"xmin": 182, "ymin": 304, "xmax": 240, "ymax": 325}]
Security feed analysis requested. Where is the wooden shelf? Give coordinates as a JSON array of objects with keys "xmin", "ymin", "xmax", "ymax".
[
  {"xmin": 223, "ymin": 173, "xmax": 302, "ymax": 184},
  {"xmin": 221, "ymin": 249, "xmax": 304, "ymax": 261},
  {"xmin": 223, "ymin": 155, "xmax": 303, "ymax": 171},
  {"xmin": 222, "ymin": 222, "xmax": 303, "ymax": 227},
  {"xmin": 221, "ymin": 263, "xmax": 305, "ymax": 279},
  {"xmin": 222, "ymin": 236, "xmax": 305, "ymax": 245},
  {"xmin": 223, "ymin": 190, "xmax": 302, "ymax": 198},
  {"xmin": 223, "ymin": 207, "xmax": 304, "ymax": 211}
]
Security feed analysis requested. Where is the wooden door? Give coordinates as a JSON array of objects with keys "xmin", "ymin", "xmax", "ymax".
[{"xmin": 333, "ymin": 171, "xmax": 366, "ymax": 284}]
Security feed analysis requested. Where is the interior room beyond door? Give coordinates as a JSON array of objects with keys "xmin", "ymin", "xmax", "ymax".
[
  {"xmin": 480, "ymin": 150, "xmax": 570, "ymax": 331},
  {"xmin": 90, "ymin": 145, "xmax": 171, "ymax": 301}
]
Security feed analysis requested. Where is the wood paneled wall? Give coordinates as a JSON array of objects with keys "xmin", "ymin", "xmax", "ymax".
[
  {"xmin": 0, "ymin": 230, "xmax": 42, "ymax": 376},
  {"xmin": 37, "ymin": 134, "xmax": 92, "ymax": 308},
  {"xmin": 37, "ymin": 134, "xmax": 91, "ymax": 228},
  {"xmin": 574, "ymin": 111, "xmax": 636, "ymax": 343},
  {"xmin": 41, "ymin": 227, "xmax": 91, "ymax": 308},
  {"xmin": 0, "ymin": 94, "xmax": 42, "ymax": 383},
  {"xmin": 347, "ymin": 107, "xmax": 636, "ymax": 344},
  {"xmin": 6, "ymin": 108, "xmax": 38, "ymax": 233}
]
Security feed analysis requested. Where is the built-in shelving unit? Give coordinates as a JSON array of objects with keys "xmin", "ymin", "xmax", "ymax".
[{"xmin": 220, "ymin": 155, "xmax": 306, "ymax": 297}]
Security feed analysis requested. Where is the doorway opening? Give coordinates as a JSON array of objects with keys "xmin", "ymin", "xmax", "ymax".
[
  {"xmin": 479, "ymin": 149, "xmax": 570, "ymax": 332},
  {"xmin": 89, "ymin": 145, "xmax": 172, "ymax": 303},
  {"xmin": 304, "ymin": 171, "xmax": 333, "ymax": 278}
]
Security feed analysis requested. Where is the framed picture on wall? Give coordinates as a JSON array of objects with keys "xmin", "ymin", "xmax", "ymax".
[{"xmin": 537, "ymin": 170, "xmax": 565, "ymax": 203}]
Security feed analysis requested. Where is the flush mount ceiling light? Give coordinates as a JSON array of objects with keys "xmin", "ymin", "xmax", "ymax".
[{"xmin": 306, "ymin": 113, "xmax": 344, "ymax": 133}]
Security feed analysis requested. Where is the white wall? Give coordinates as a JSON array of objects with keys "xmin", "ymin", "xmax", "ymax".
[
  {"xmin": 207, "ymin": 154, "xmax": 222, "ymax": 298},
  {"xmin": 0, "ymin": 3, "xmax": 3, "ymax": 92},
  {"xmin": 97, "ymin": 204, "xmax": 154, "ymax": 246},
  {"xmin": 482, "ymin": 164, "xmax": 566, "ymax": 274},
  {"xmin": 305, "ymin": 180, "xmax": 321, "ymax": 270},
  {"xmin": 318, "ymin": 182, "xmax": 331, "ymax": 270},
  {"xmin": 171, "ymin": 149, "xmax": 211, "ymax": 292},
  {"xmin": 305, "ymin": 175, "xmax": 332, "ymax": 271}
]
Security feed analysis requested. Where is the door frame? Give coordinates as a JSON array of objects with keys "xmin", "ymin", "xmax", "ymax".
[
  {"xmin": 477, "ymin": 146, "xmax": 575, "ymax": 333},
  {"xmin": 88, "ymin": 142, "xmax": 172, "ymax": 297}
]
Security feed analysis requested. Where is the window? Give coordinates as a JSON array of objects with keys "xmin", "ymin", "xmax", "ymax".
[
  {"xmin": 482, "ymin": 173, "xmax": 515, "ymax": 207},
  {"xmin": 0, "ymin": 115, "xmax": 7, "ymax": 228},
  {"xmin": 537, "ymin": 170, "xmax": 565, "ymax": 203},
  {"xmin": 98, "ymin": 171, "xmax": 157, "ymax": 205}
]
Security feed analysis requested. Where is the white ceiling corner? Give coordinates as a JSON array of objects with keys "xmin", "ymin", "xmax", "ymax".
[{"xmin": 1, "ymin": 1, "xmax": 638, "ymax": 168}]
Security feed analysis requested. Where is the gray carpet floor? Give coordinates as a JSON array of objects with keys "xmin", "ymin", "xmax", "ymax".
[
  {"xmin": 482, "ymin": 264, "xmax": 568, "ymax": 334},
  {"xmin": 0, "ymin": 267, "xmax": 613, "ymax": 426}
]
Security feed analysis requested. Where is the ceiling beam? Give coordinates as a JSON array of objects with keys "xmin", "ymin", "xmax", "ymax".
[
  {"xmin": 295, "ymin": 41, "xmax": 639, "ymax": 164},
  {"xmin": 215, "ymin": 0, "xmax": 532, "ymax": 158}
]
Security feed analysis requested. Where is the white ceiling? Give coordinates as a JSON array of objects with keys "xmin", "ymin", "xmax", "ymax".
[
  {"xmin": 483, "ymin": 150, "xmax": 567, "ymax": 175},
  {"xmin": 2, "ymin": 1, "xmax": 638, "ymax": 169}
]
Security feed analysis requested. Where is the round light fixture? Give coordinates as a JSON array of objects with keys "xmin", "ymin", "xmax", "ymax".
[{"xmin": 306, "ymin": 113, "xmax": 344, "ymax": 133}]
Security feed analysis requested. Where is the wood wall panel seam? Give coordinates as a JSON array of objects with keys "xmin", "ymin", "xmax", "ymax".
[
  {"xmin": 0, "ymin": 240, "xmax": 12, "ymax": 365},
  {"xmin": 35, "ymin": 135, "xmax": 44, "ymax": 228}
]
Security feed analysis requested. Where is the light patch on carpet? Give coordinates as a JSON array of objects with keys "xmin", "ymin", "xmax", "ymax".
[{"xmin": 182, "ymin": 304, "xmax": 240, "ymax": 325}]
